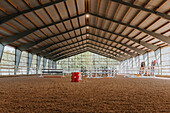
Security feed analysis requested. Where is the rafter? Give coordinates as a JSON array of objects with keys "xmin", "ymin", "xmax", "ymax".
[
  {"xmin": 1, "ymin": 11, "xmax": 169, "ymax": 46},
  {"xmin": 27, "ymin": 33, "xmax": 136, "ymax": 57},
  {"xmin": 49, "ymin": 42, "xmax": 128, "ymax": 60},
  {"xmin": 30, "ymin": 33, "xmax": 87, "ymax": 54},
  {"xmin": 89, "ymin": 33, "xmax": 146, "ymax": 54},
  {"xmin": 0, "ymin": 13, "xmax": 85, "ymax": 45},
  {"xmin": 89, "ymin": 13, "xmax": 170, "ymax": 44},
  {"xmin": 45, "ymin": 41, "xmax": 129, "ymax": 59},
  {"xmin": 0, "ymin": 0, "xmax": 65, "ymax": 24},
  {"xmin": 21, "ymin": 24, "xmax": 157, "ymax": 52},
  {"xmin": 53, "ymin": 46, "xmax": 88, "ymax": 60},
  {"xmin": 58, "ymin": 47, "xmax": 122, "ymax": 61},
  {"xmin": 0, "ymin": 0, "xmax": 168, "ymax": 63},
  {"xmin": 55, "ymin": 49, "xmax": 88, "ymax": 61},
  {"xmin": 87, "ymin": 44, "xmax": 128, "ymax": 59},
  {"xmin": 39, "ymin": 37, "xmax": 136, "ymax": 58},
  {"xmin": 56, "ymin": 48, "xmax": 122, "ymax": 61},
  {"xmin": 45, "ymin": 42, "xmax": 87, "ymax": 58},
  {"xmin": 89, "ymin": 39, "xmax": 137, "ymax": 57},
  {"xmin": 54, "ymin": 46, "xmax": 89, "ymax": 60},
  {"xmin": 54, "ymin": 46, "xmax": 123, "ymax": 61},
  {"xmin": 110, "ymin": 0, "xmax": 170, "ymax": 20},
  {"xmin": 41, "ymin": 40, "xmax": 88, "ymax": 57},
  {"xmin": 88, "ymin": 48, "xmax": 122, "ymax": 61},
  {"xmin": 19, "ymin": 25, "xmax": 85, "ymax": 51},
  {"xmin": 1, "ymin": 0, "xmax": 168, "ymax": 26},
  {"xmin": 89, "ymin": 25, "xmax": 159, "ymax": 50}
]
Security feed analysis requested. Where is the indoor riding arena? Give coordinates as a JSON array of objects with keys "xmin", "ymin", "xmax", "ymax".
[{"xmin": 0, "ymin": 0, "xmax": 170, "ymax": 112}]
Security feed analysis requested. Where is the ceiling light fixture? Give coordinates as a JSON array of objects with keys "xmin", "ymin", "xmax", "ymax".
[{"xmin": 86, "ymin": 14, "xmax": 89, "ymax": 18}]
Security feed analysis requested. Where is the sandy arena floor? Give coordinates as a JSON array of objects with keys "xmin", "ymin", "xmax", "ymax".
[{"xmin": 0, "ymin": 75, "xmax": 170, "ymax": 112}]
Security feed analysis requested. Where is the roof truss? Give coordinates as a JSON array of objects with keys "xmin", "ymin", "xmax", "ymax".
[
  {"xmin": 49, "ymin": 42, "xmax": 129, "ymax": 60},
  {"xmin": 0, "ymin": 0, "xmax": 169, "ymax": 61},
  {"xmin": 54, "ymin": 46, "xmax": 123, "ymax": 61},
  {"xmin": 0, "ymin": 0, "xmax": 169, "ymax": 25},
  {"xmin": 1, "ymin": 13, "xmax": 169, "ymax": 46},
  {"xmin": 38, "ymin": 37, "xmax": 137, "ymax": 58}
]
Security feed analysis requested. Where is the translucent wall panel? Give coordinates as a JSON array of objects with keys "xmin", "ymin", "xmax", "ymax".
[
  {"xmin": 148, "ymin": 51, "xmax": 155, "ymax": 66},
  {"xmin": 17, "ymin": 51, "xmax": 28, "ymax": 74},
  {"xmin": 0, "ymin": 46, "xmax": 15, "ymax": 75},
  {"xmin": 39, "ymin": 57, "xmax": 43, "ymax": 74},
  {"xmin": 30, "ymin": 54, "xmax": 36, "ymax": 74},
  {"xmin": 57, "ymin": 52, "xmax": 120, "ymax": 72},
  {"xmin": 154, "ymin": 49, "xmax": 160, "ymax": 75},
  {"xmin": 161, "ymin": 46, "xmax": 170, "ymax": 75},
  {"xmin": 143, "ymin": 53, "xmax": 148, "ymax": 67},
  {"xmin": 134, "ymin": 56, "xmax": 140, "ymax": 74},
  {"xmin": 45, "ymin": 59, "xmax": 49, "ymax": 69},
  {"xmin": 119, "ymin": 46, "xmax": 170, "ymax": 76}
]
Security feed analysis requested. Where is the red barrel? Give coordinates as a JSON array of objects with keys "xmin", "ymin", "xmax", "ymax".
[
  {"xmin": 71, "ymin": 72, "xmax": 75, "ymax": 82},
  {"xmin": 75, "ymin": 72, "xmax": 79, "ymax": 82},
  {"xmin": 71, "ymin": 72, "xmax": 79, "ymax": 82}
]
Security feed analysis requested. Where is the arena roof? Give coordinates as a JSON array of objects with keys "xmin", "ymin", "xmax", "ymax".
[{"xmin": 0, "ymin": 0, "xmax": 169, "ymax": 61}]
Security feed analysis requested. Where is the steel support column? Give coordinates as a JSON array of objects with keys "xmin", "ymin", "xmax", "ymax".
[
  {"xmin": 0, "ymin": 44, "xmax": 4, "ymax": 63},
  {"xmin": 14, "ymin": 49, "xmax": 22, "ymax": 75},
  {"xmin": 143, "ymin": 52, "xmax": 149, "ymax": 68},
  {"xmin": 43, "ymin": 58, "xmax": 47, "ymax": 69},
  {"xmin": 120, "ymin": 61, "xmax": 124, "ymax": 74},
  {"xmin": 122, "ymin": 61, "xmax": 125, "ymax": 74},
  {"xmin": 52, "ymin": 61, "xmax": 56, "ymax": 69},
  {"xmin": 56, "ymin": 61, "xmax": 58, "ymax": 69},
  {"xmin": 160, "ymin": 48, "xmax": 162, "ymax": 75},
  {"xmin": 154, "ymin": 48, "xmax": 162, "ymax": 75},
  {"xmin": 55, "ymin": 61, "xmax": 57, "ymax": 69},
  {"xmin": 48, "ymin": 59, "xmax": 51, "ymax": 69},
  {"xmin": 135, "ymin": 56, "xmax": 140, "ymax": 74},
  {"xmin": 27, "ymin": 53, "xmax": 33, "ymax": 74},
  {"xmin": 124, "ymin": 60, "xmax": 128, "ymax": 74},
  {"xmin": 131, "ymin": 58, "xmax": 133, "ymax": 68},
  {"xmin": 36, "ymin": 55, "xmax": 41, "ymax": 74},
  {"xmin": 135, "ymin": 56, "xmax": 140, "ymax": 67}
]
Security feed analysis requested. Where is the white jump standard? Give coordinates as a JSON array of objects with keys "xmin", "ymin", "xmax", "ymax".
[{"xmin": 85, "ymin": 67, "xmax": 118, "ymax": 78}]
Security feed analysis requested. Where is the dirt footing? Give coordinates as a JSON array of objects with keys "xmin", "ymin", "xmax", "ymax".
[{"xmin": 0, "ymin": 75, "xmax": 170, "ymax": 112}]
